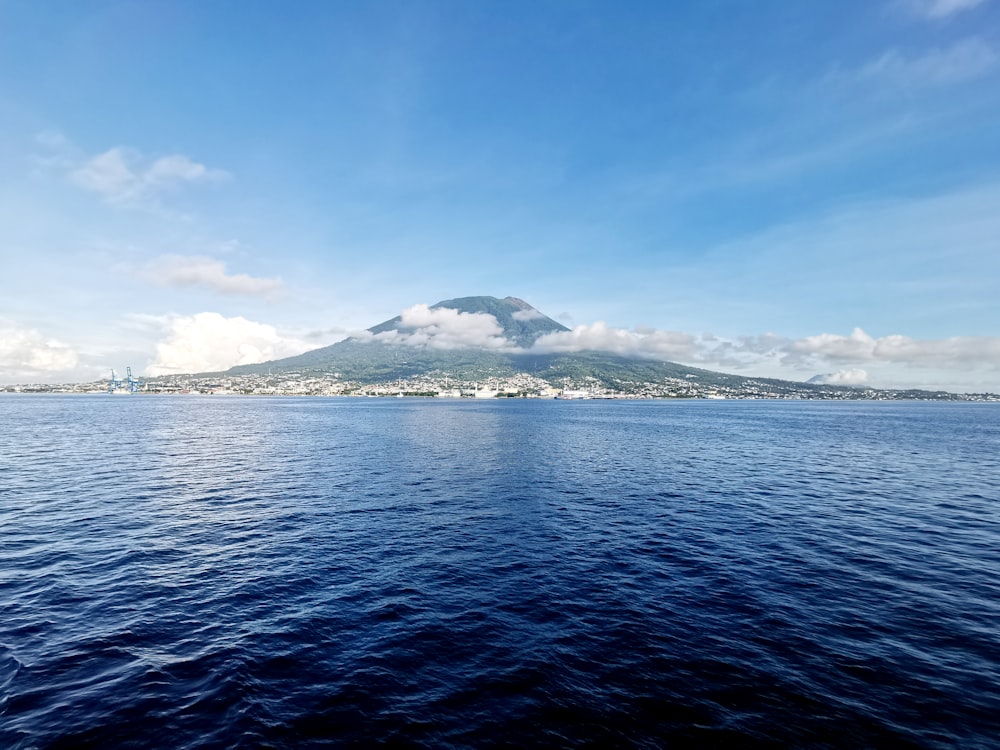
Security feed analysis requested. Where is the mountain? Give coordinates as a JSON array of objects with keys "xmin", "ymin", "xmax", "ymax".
[
  {"xmin": 230, "ymin": 296, "xmax": 570, "ymax": 379},
  {"xmin": 222, "ymin": 295, "xmax": 962, "ymax": 399},
  {"xmin": 222, "ymin": 295, "xmax": 796, "ymax": 390}
]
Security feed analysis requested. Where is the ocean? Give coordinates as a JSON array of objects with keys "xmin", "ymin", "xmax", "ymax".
[{"xmin": 1, "ymin": 396, "xmax": 998, "ymax": 748}]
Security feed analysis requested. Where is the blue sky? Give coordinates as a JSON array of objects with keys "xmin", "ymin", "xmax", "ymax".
[{"xmin": 2, "ymin": 0, "xmax": 999, "ymax": 391}]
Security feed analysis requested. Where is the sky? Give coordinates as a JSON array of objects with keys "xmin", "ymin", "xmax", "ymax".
[{"xmin": 1, "ymin": 0, "xmax": 999, "ymax": 393}]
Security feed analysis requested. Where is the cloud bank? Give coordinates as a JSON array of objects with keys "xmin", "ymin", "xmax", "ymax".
[
  {"xmin": 144, "ymin": 255, "xmax": 284, "ymax": 299},
  {"xmin": 541, "ymin": 323, "xmax": 999, "ymax": 389},
  {"xmin": 532, "ymin": 322, "xmax": 699, "ymax": 360},
  {"xmin": 0, "ymin": 322, "xmax": 78, "ymax": 381},
  {"xmin": 146, "ymin": 313, "xmax": 313, "ymax": 376},
  {"xmin": 788, "ymin": 328, "xmax": 1000, "ymax": 368},
  {"xmin": 356, "ymin": 306, "xmax": 1000, "ymax": 388}
]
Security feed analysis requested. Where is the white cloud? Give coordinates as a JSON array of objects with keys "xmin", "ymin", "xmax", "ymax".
[
  {"xmin": 360, "ymin": 304, "xmax": 513, "ymax": 350},
  {"xmin": 522, "ymin": 321, "xmax": 999, "ymax": 390},
  {"xmin": 530, "ymin": 324, "xmax": 788, "ymax": 369},
  {"xmin": 144, "ymin": 255, "xmax": 284, "ymax": 299},
  {"xmin": 71, "ymin": 146, "xmax": 228, "ymax": 203},
  {"xmin": 146, "ymin": 313, "xmax": 314, "ymax": 376},
  {"xmin": 854, "ymin": 38, "xmax": 997, "ymax": 87},
  {"xmin": 808, "ymin": 369, "xmax": 870, "ymax": 385},
  {"xmin": 353, "ymin": 300, "xmax": 1000, "ymax": 388},
  {"xmin": 792, "ymin": 327, "xmax": 878, "ymax": 361},
  {"xmin": 531, "ymin": 322, "xmax": 699, "ymax": 360},
  {"xmin": 906, "ymin": 0, "xmax": 987, "ymax": 19},
  {"xmin": 71, "ymin": 148, "xmax": 134, "ymax": 199},
  {"xmin": 512, "ymin": 308, "xmax": 546, "ymax": 322},
  {"xmin": 788, "ymin": 328, "xmax": 1000, "ymax": 368},
  {"xmin": 0, "ymin": 322, "xmax": 78, "ymax": 381},
  {"xmin": 145, "ymin": 155, "xmax": 219, "ymax": 185}
]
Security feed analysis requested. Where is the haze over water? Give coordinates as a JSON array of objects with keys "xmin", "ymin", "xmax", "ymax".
[{"xmin": 2, "ymin": 396, "xmax": 998, "ymax": 748}]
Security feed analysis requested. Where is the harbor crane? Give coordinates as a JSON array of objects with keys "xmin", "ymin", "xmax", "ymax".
[
  {"xmin": 108, "ymin": 369, "xmax": 124, "ymax": 394},
  {"xmin": 108, "ymin": 367, "xmax": 143, "ymax": 394},
  {"xmin": 126, "ymin": 367, "xmax": 143, "ymax": 393}
]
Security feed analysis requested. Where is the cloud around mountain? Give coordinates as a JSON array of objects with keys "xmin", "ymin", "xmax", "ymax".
[
  {"xmin": 808, "ymin": 369, "xmax": 871, "ymax": 386},
  {"xmin": 534, "ymin": 323, "xmax": 1000, "ymax": 377},
  {"xmin": 531, "ymin": 322, "xmax": 699, "ymax": 360},
  {"xmin": 346, "ymin": 302, "xmax": 1000, "ymax": 386},
  {"xmin": 354, "ymin": 304, "xmax": 514, "ymax": 351}
]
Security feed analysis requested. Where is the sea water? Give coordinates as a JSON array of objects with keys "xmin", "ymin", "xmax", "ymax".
[{"xmin": 1, "ymin": 396, "xmax": 998, "ymax": 748}]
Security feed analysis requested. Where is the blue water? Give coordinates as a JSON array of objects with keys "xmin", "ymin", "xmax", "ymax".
[{"xmin": 1, "ymin": 396, "xmax": 998, "ymax": 748}]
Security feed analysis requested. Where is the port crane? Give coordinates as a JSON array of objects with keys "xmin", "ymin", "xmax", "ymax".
[
  {"xmin": 126, "ymin": 367, "xmax": 143, "ymax": 393},
  {"xmin": 108, "ymin": 367, "xmax": 143, "ymax": 394},
  {"xmin": 108, "ymin": 369, "xmax": 124, "ymax": 393}
]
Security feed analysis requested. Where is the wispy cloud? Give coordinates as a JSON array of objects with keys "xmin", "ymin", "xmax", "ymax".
[
  {"xmin": 143, "ymin": 255, "xmax": 284, "ymax": 299},
  {"xmin": 304, "ymin": 326, "xmax": 360, "ymax": 342},
  {"xmin": 852, "ymin": 38, "xmax": 997, "ymax": 87},
  {"xmin": 905, "ymin": 0, "xmax": 988, "ymax": 20},
  {"xmin": 70, "ymin": 146, "xmax": 228, "ymax": 204},
  {"xmin": 30, "ymin": 130, "xmax": 77, "ymax": 172},
  {"xmin": 31, "ymin": 131, "xmax": 230, "ymax": 210},
  {"xmin": 145, "ymin": 313, "xmax": 313, "ymax": 376},
  {"xmin": 0, "ymin": 321, "xmax": 78, "ymax": 381}
]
